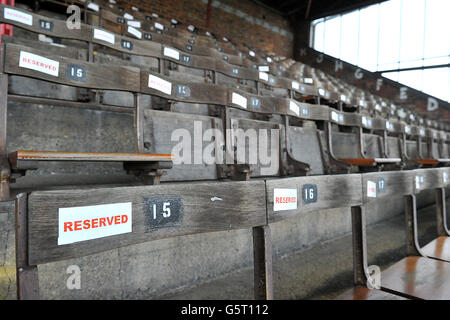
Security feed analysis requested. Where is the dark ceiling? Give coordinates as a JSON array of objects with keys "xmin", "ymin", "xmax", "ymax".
[{"xmin": 254, "ymin": 0, "xmax": 387, "ymax": 20}]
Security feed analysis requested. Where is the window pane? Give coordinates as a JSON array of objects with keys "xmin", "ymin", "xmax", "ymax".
[
  {"xmin": 399, "ymin": 0, "xmax": 425, "ymax": 63},
  {"xmin": 358, "ymin": 4, "xmax": 379, "ymax": 72},
  {"xmin": 424, "ymin": 0, "xmax": 450, "ymax": 60},
  {"xmin": 422, "ymin": 68, "xmax": 450, "ymax": 102},
  {"xmin": 309, "ymin": 0, "xmax": 450, "ymax": 103},
  {"xmin": 383, "ymin": 71, "xmax": 399, "ymax": 82},
  {"xmin": 323, "ymin": 16, "xmax": 341, "ymax": 58},
  {"xmin": 313, "ymin": 21, "xmax": 324, "ymax": 52},
  {"xmin": 398, "ymin": 70, "xmax": 423, "ymax": 92},
  {"xmin": 378, "ymin": 0, "xmax": 401, "ymax": 66},
  {"xmin": 340, "ymin": 11, "xmax": 359, "ymax": 64}
]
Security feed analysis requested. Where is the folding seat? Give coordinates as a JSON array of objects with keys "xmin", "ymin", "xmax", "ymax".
[
  {"xmin": 338, "ymin": 169, "xmax": 450, "ymax": 300},
  {"xmin": 403, "ymin": 122, "xmax": 450, "ymax": 167},
  {"xmin": 405, "ymin": 168, "xmax": 450, "ymax": 264},
  {"xmin": 324, "ymin": 109, "xmax": 402, "ymax": 173},
  {"xmin": 0, "ymin": 43, "xmax": 173, "ymax": 200}
]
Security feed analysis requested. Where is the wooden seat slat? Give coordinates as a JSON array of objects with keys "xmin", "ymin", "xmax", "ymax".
[
  {"xmin": 381, "ymin": 256, "xmax": 450, "ymax": 300},
  {"xmin": 4, "ymin": 43, "xmax": 141, "ymax": 92},
  {"xmin": 422, "ymin": 236, "xmax": 450, "ymax": 262},
  {"xmin": 26, "ymin": 180, "xmax": 267, "ymax": 265},
  {"xmin": 335, "ymin": 286, "xmax": 407, "ymax": 300},
  {"xmin": 0, "ymin": 4, "xmax": 92, "ymax": 41},
  {"xmin": 10, "ymin": 150, "xmax": 173, "ymax": 163},
  {"xmin": 266, "ymin": 174, "xmax": 362, "ymax": 223}
]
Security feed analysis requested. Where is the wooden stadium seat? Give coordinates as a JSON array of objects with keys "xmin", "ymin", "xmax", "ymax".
[
  {"xmin": 0, "ymin": 43, "xmax": 173, "ymax": 200},
  {"xmin": 405, "ymin": 168, "xmax": 450, "ymax": 263},
  {"xmin": 14, "ymin": 180, "xmax": 268, "ymax": 299},
  {"xmin": 344, "ymin": 170, "xmax": 450, "ymax": 300},
  {"xmin": 335, "ymin": 286, "xmax": 407, "ymax": 300},
  {"xmin": 325, "ymin": 110, "xmax": 402, "ymax": 173},
  {"xmin": 403, "ymin": 124, "xmax": 450, "ymax": 167}
]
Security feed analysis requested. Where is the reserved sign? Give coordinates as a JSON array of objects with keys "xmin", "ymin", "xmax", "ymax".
[{"xmin": 58, "ymin": 202, "xmax": 132, "ymax": 245}]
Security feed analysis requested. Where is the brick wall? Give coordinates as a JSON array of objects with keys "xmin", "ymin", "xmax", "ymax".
[{"xmin": 125, "ymin": 0, "xmax": 294, "ymax": 58}]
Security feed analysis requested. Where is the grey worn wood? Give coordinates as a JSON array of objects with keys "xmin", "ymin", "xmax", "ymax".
[
  {"xmin": 230, "ymin": 117, "xmax": 281, "ymax": 177},
  {"xmin": 362, "ymin": 171, "xmax": 416, "ymax": 204},
  {"xmin": 4, "ymin": 43, "xmax": 140, "ymax": 91},
  {"xmin": 0, "ymin": 73, "xmax": 9, "ymax": 200},
  {"xmin": 288, "ymin": 126, "xmax": 324, "ymax": 175},
  {"xmin": 266, "ymin": 174, "xmax": 362, "ymax": 223},
  {"xmin": 253, "ymin": 225, "xmax": 273, "ymax": 300},
  {"xmin": 27, "ymin": 180, "xmax": 266, "ymax": 265},
  {"xmin": 15, "ymin": 193, "xmax": 39, "ymax": 300},
  {"xmin": 0, "ymin": 4, "xmax": 92, "ymax": 41},
  {"xmin": 143, "ymin": 109, "xmax": 223, "ymax": 181},
  {"xmin": 351, "ymin": 205, "xmax": 369, "ymax": 286},
  {"xmin": 436, "ymin": 187, "xmax": 450, "ymax": 237},
  {"xmin": 411, "ymin": 168, "xmax": 446, "ymax": 193}
]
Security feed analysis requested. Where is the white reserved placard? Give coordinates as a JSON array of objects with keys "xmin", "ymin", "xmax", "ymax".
[
  {"xmin": 4, "ymin": 7, "xmax": 33, "ymax": 26},
  {"xmin": 304, "ymin": 78, "xmax": 313, "ymax": 84},
  {"xmin": 124, "ymin": 13, "xmax": 134, "ymax": 20},
  {"xmin": 367, "ymin": 181, "xmax": 377, "ymax": 198},
  {"xmin": 148, "ymin": 74, "xmax": 172, "ymax": 95},
  {"xmin": 127, "ymin": 20, "xmax": 141, "ymax": 28},
  {"xmin": 164, "ymin": 47, "xmax": 180, "ymax": 60},
  {"xmin": 258, "ymin": 65, "xmax": 269, "ymax": 72},
  {"xmin": 259, "ymin": 72, "xmax": 269, "ymax": 81},
  {"xmin": 415, "ymin": 176, "xmax": 421, "ymax": 190},
  {"xmin": 155, "ymin": 22, "xmax": 164, "ymax": 30},
  {"xmin": 87, "ymin": 3, "xmax": 99, "ymax": 11},
  {"xmin": 232, "ymin": 92, "xmax": 247, "ymax": 109},
  {"xmin": 273, "ymin": 189, "xmax": 297, "ymax": 211},
  {"xmin": 93, "ymin": 28, "xmax": 115, "ymax": 44},
  {"xmin": 19, "ymin": 51, "xmax": 59, "ymax": 76},
  {"xmin": 331, "ymin": 111, "xmax": 339, "ymax": 122},
  {"xmin": 127, "ymin": 26, "xmax": 142, "ymax": 39},
  {"xmin": 289, "ymin": 101, "xmax": 299, "ymax": 116},
  {"xmin": 292, "ymin": 81, "xmax": 300, "ymax": 90},
  {"xmin": 58, "ymin": 202, "xmax": 132, "ymax": 245}
]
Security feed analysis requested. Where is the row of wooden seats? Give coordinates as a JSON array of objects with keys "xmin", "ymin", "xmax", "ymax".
[
  {"xmin": 3, "ymin": 0, "xmax": 450, "ymax": 301},
  {"xmin": 6, "ymin": 0, "xmax": 446, "ymax": 144},
  {"xmin": 336, "ymin": 168, "xmax": 450, "ymax": 300},
  {"xmin": 3, "ymin": 3, "xmax": 448, "ymax": 143},
  {"xmin": 3, "ymin": 0, "xmax": 420, "ymax": 126},
  {"xmin": 57, "ymin": 0, "xmax": 450, "ymax": 133},
  {"xmin": 0, "ymin": 4, "xmax": 321, "ymax": 102},
  {"xmin": 13, "ymin": 167, "xmax": 450, "ymax": 299},
  {"xmin": 2, "ymin": 42, "xmax": 449, "ymax": 193}
]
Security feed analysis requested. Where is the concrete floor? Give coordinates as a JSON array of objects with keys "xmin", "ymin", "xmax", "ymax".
[{"xmin": 159, "ymin": 200, "xmax": 443, "ymax": 300}]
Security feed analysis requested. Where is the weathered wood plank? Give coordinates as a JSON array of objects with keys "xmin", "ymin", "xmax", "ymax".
[
  {"xmin": 0, "ymin": 4, "xmax": 92, "ymax": 41},
  {"xmin": 412, "ymin": 168, "xmax": 447, "ymax": 192},
  {"xmin": 27, "ymin": 180, "xmax": 267, "ymax": 265},
  {"xmin": 4, "ymin": 43, "xmax": 140, "ymax": 91},
  {"xmin": 143, "ymin": 109, "xmax": 222, "ymax": 181},
  {"xmin": 361, "ymin": 171, "xmax": 415, "ymax": 203},
  {"xmin": 266, "ymin": 174, "xmax": 362, "ymax": 223}
]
